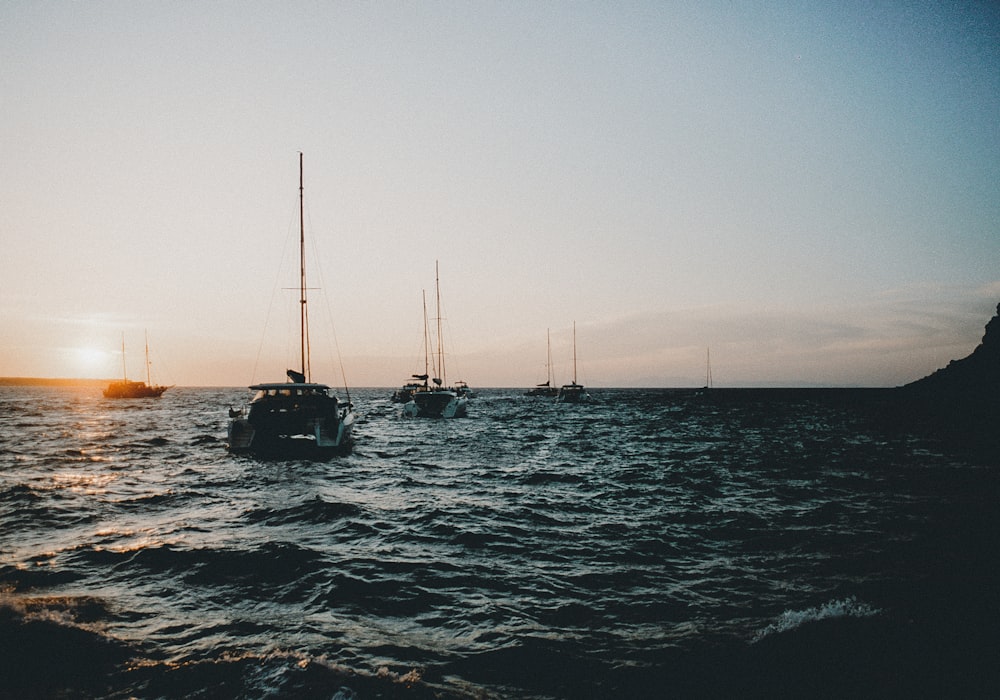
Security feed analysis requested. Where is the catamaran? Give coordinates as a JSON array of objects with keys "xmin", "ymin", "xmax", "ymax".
[
  {"xmin": 392, "ymin": 290, "xmax": 433, "ymax": 404},
  {"xmin": 525, "ymin": 328, "xmax": 558, "ymax": 397},
  {"xmin": 556, "ymin": 321, "xmax": 591, "ymax": 403},
  {"xmin": 227, "ymin": 153, "xmax": 355, "ymax": 457},
  {"xmin": 403, "ymin": 261, "xmax": 468, "ymax": 418}
]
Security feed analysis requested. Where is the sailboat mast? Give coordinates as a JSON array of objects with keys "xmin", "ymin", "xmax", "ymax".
[
  {"xmin": 298, "ymin": 152, "xmax": 308, "ymax": 381},
  {"xmin": 422, "ymin": 289, "xmax": 430, "ymax": 385},
  {"xmin": 435, "ymin": 260, "xmax": 445, "ymax": 387},
  {"xmin": 546, "ymin": 328, "xmax": 553, "ymax": 386},
  {"xmin": 144, "ymin": 330, "xmax": 151, "ymax": 385},
  {"xmin": 572, "ymin": 321, "xmax": 578, "ymax": 385},
  {"xmin": 120, "ymin": 332, "xmax": 127, "ymax": 381},
  {"xmin": 706, "ymin": 347, "xmax": 713, "ymax": 389}
]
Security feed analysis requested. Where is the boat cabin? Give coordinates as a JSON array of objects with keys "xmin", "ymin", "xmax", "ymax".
[{"xmin": 249, "ymin": 383, "xmax": 334, "ymax": 401}]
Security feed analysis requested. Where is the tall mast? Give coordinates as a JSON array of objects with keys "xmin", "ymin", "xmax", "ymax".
[
  {"xmin": 706, "ymin": 347, "xmax": 713, "ymax": 389},
  {"xmin": 298, "ymin": 152, "xmax": 308, "ymax": 381},
  {"xmin": 435, "ymin": 260, "xmax": 445, "ymax": 387},
  {"xmin": 120, "ymin": 332, "xmax": 127, "ymax": 381},
  {"xmin": 546, "ymin": 328, "xmax": 553, "ymax": 386},
  {"xmin": 572, "ymin": 321, "xmax": 578, "ymax": 385},
  {"xmin": 422, "ymin": 289, "xmax": 430, "ymax": 385},
  {"xmin": 144, "ymin": 330, "xmax": 151, "ymax": 385}
]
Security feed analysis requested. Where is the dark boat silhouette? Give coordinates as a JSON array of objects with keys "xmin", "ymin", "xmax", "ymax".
[
  {"xmin": 227, "ymin": 153, "xmax": 355, "ymax": 456},
  {"xmin": 556, "ymin": 321, "xmax": 591, "ymax": 403},
  {"xmin": 401, "ymin": 262, "xmax": 468, "ymax": 418},
  {"xmin": 103, "ymin": 332, "xmax": 170, "ymax": 398},
  {"xmin": 526, "ymin": 328, "xmax": 559, "ymax": 397}
]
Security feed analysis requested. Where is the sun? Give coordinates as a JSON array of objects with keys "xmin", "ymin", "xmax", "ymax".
[{"xmin": 73, "ymin": 346, "xmax": 111, "ymax": 378}]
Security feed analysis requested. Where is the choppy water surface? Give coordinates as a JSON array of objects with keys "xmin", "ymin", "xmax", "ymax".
[{"xmin": 2, "ymin": 387, "xmax": 998, "ymax": 698}]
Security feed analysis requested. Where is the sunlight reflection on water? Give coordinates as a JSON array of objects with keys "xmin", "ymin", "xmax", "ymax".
[{"xmin": 1, "ymin": 386, "xmax": 994, "ymax": 698}]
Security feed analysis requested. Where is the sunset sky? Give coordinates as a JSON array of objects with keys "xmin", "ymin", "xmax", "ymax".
[{"xmin": 2, "ymin": 2, "xmax": 998, "ymax": 388}]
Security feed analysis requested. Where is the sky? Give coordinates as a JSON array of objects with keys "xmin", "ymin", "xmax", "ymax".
[{"xmin": 1, "ymin": 1, "xmax": 998, "ymax": 388}]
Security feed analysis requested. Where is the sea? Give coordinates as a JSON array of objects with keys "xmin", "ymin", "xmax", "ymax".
[{"xmin": 2, "ymin": 386, "xmax": 999, "ymax": 699}]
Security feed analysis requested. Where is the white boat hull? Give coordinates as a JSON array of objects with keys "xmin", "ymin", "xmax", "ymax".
[{"xmin": 405, "ymin": 391, "xmax": 467, "ymax": 418}]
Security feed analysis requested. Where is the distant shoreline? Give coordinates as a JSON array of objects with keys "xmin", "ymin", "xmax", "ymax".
[{"xmin": 0, "ymin": 377, "xmax": 111, "ymax": 387}]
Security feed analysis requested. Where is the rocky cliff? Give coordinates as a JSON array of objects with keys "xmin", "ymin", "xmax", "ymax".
[
  {"xmin": 906, "ymin": 302, "xmax": 1000, "ymax": 397},
  {"xmin": 901, "ymin": 302, "xmax": 999, "ymax": 457}
]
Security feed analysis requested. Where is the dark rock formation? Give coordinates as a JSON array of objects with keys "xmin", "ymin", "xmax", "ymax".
[
  {"xmin": 901, "ymin": 302, "xmax": 1000, "ymax": 458},
  {"xmin": 906, "ymin": 302, "xmax": 1000, "ymax": 397}
]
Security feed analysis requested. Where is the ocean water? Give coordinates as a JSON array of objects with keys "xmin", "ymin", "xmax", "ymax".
[{"xmin": 2, "ymin": 386, "xmax": 999, "ymax": 699}]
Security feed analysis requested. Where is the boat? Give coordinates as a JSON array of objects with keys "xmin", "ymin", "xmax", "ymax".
[
  {"xmin": 556, "ymin": 321, "xmax": 591, "ymax": 403},
  {"xmin": 227, "ymin": 153, "xmax": 356, "ymax": 457},
  {"xmin": 525, "ymin": 328, "xmax": 558, "ymax": 397},
  {"xmin": 695, "ymin": 347, "xmax": 715, "ymax": 398},
  {"xmin": 103, "ymin": 331, "xmax": 171, "ymax": 398},
  {"xmin": 403, "ymin": 261, "xmax": 468, "ymax": 418},
  {"xmin": 391, "ymin": 290, "xmax": 433, "ymax": 404},
  {"xmin": 704, "ymin": 347, "xmax": 713, "ymax": 390},
  {"xmin": 390, "ymin": 377, "xmax": 427, "ymax": 404}
]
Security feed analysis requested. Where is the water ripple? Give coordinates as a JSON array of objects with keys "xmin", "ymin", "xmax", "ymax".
[{"xmin": 1, "ymin": 386, "xmax": 997, "ymax": 697}]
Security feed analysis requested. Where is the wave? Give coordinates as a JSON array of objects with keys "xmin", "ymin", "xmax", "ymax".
[
  {"xmin": 244, "ymin": 496, "xmax": 364, "ymax": 526},
  {"xmin": 0, "ymin": 596, "xmax": 462, "ymax": 699},
  {"xmin": 752, "ymin": 596, "xmax": 881, "ymax": 642},
  {"xmin": 3, "ymin": 387, "xmax": 999, "ymax": 698},
  {"xmin": 0, "ymin": 595, "xmax": 133, "ymax": 698}
]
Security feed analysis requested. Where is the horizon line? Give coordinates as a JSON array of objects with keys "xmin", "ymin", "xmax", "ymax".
[{"xmin": 0, "ymin": 377, "xmax": 908, "ymax": 390}]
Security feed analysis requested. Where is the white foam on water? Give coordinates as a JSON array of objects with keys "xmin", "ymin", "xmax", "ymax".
[{"xmin": 752, "ymin": 596, "xmax": 881, "ymax": 642}]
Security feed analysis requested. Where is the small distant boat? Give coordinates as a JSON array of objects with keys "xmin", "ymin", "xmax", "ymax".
[
  {"xmin": 403, "ymin": 261, "xmax": 468, "ymax": 418},
  {"xmin": 390, "ymin": 377, "xmax": 428, "ymax": 404},
  {"xmin": 525, "ymin": 328, "xmax": 558, "ymax": 397},
  {"xmin": 227, "ymin": 153, "xmax": 355, "ymax": 457},
  {"xmin": 104, "ymin": 332, "xmax": 170, "ymax": 399},
  {"xmin": 556, "ymin": 321, "xmax": 590, "ymax": 403},
  {"xmin": 695, "ymin": 347, "xmax": 716, "ymax": 398},
  {"xmin": 391, "ymin": 290, "xmax": 433, "ymax": 404},
  {"xmin": 703, "ymin": 347, "xmax": 713, "ymax": 390}
]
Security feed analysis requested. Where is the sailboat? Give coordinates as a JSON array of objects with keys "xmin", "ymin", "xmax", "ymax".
[
  {"xmin": 525, "ymin": 328, "xmax": 558, "ymax": 397},
  {"xmin": 391, "ymin": 290, "xmax": 433, "ymax": 403},
  {"xmin": 556, "ymin": 321, "xmax": 591, "ymax": 403},
  {"xmin": 227, "ymin": 153, "xmax": 356, "ymax": 457},
  {"xmin": 703, "ymin": 347, "xmax": 713, "ymax": 390},
  {"xmin": 103, "ymin": 331, "xmax": 171, "ymax": 398},
  {"xmin": 403, "ymin": 261, "xmax": 468, "ymax": 418}
]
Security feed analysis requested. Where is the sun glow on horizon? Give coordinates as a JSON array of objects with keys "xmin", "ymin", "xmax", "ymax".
[{"xmin": 70, "ymin": 346, "xmax": 114, "ymax": 379}]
